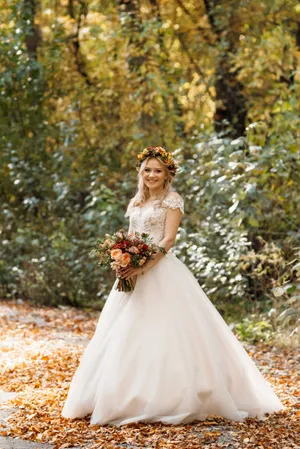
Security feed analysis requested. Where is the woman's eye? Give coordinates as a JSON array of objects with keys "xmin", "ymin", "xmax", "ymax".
[{"xmin": 144, "ymin": 168, "xmax": 161, "ymax": 173}]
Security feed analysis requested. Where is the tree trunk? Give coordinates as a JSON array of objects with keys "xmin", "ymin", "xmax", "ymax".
[
  {"xmin": 22, "ymin": 0, "xmax": 41, "ymax": 59},
  {"xmin": 117, "ymin": 0, "xmax": 152, "ymax": 130},
  {"xmin": 203, "ymin": 0, "xmax": 247, "ymax": 137},
  {"xmin": 149, "ymin": 0, "xmax": 187, "ymax": 139},
  {"xmin": 214, "ymin": 55, "xmax": 247, "ymax": 137}
]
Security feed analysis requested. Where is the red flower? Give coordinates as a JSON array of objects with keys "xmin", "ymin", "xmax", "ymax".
[{"xmin": 143, "ymin": 244, "xmax": 149, "ymax": 250}]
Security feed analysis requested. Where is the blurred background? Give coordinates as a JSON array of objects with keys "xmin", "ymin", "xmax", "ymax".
[{"xmin": 0, "ymin": 0, "xmax": 299, "ymax": 343}]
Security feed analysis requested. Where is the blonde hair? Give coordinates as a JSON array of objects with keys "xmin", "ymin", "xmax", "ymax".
[{"xmin": 131, "ymin": 156, "xmax": 174, "ymax": 208}]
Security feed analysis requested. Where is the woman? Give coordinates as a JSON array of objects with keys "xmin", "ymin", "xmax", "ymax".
[{"xmin": 62, "ymin": 146, "xmax": 283, "ymax": 426}]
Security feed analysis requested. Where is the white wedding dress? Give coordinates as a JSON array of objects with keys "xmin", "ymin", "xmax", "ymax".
[{"xmin": 62, "ymin": 191, "xmax": 283, "ymax": 426}]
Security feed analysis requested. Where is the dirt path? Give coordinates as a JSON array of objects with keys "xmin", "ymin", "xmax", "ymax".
[{"xmin": 0, "ymin": 300, "xmax": 299, "ymax": 449}]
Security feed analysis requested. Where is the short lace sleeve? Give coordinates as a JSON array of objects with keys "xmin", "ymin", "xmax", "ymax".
[
  {"xmin": 162, "ymin": 192, "xmax": 184, "ymax": 215},
  {"xmin": 125, "ymin": 199, "xmax": 134, "ymax": 218}
]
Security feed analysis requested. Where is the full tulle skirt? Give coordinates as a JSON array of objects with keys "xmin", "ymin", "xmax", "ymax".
[{"xmin": 62, "ymin": 252, "xmax": 284, "ymax": 426}]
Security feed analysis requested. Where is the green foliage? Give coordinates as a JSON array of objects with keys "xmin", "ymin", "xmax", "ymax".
[
  {"xmin": 175, "ymin": 128, "xmax": 299, "ymax": 308},
  {"xmin": 231, "ymin": 316, "xmax": 275, "ymax": 344},
  {"xmin": 230, "ymin": 249, "xmax": 300, "ymax": 345},
  {"xmin": 270, "ymin": 249, "xmax": 300, "ymax": 337},
  {"xmin": 0, "ymin": 171, "xmax": 131, "ymax": 307}
]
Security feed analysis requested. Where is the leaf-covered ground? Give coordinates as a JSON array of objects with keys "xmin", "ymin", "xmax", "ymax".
[{"xmin": 0, "ymin": 300, "xmax": 299, "ymax": 449}]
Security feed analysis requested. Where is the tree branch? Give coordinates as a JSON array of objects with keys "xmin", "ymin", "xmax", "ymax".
[{"xmin": 203, "ymin": 0, "xmax": 218, "ymax": 33}]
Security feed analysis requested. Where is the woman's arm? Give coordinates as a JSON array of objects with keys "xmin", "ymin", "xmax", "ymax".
[{"xmin": 121, "ymin": 207, "xmax": 183, "ymax": 280}]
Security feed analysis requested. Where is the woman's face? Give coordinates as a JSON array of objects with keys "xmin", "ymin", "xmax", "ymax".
[{"xmin": 142, "ymin": 158, "xmax": 167, "ymax": 192}]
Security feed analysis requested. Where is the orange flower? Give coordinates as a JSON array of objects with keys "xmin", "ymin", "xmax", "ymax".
[
  {"xmin": 111, "ymin": 249, "xmax": 122, "ymax": 260},
  {"xmin": 119, "ymin": 252, "xmax": 131, "ymax": 267}
]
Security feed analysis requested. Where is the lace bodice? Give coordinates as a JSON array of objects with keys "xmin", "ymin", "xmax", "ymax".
[{"xmin": 125, "ymin": 191, "xmax": 184, "ymax": 245}]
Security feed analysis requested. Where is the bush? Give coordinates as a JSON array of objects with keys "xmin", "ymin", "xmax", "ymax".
[
  {"xmin": 231, "ymin": 316, "xmax": 275, "ymax": 344},
  {"xmin": 175, "ymin": 127, "xmax": 299, "ymax": 303}
]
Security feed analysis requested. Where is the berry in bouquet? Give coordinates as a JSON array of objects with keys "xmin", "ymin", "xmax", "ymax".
[{"xmin": 90, "ymin": 229, "xmax": 166, "ymax": 292}]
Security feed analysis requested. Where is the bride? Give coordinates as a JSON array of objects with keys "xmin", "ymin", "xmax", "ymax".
[{"xmin": 62, "ymin": 146, "xmax": 283, "ymax": 426}]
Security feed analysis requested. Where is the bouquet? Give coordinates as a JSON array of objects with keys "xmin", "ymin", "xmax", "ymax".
[{"xmin": 90, "ymin": 229, "xmax": 166, "ymax": 292}]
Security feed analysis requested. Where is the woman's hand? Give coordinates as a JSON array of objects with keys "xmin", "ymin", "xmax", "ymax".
[
  {"xmin": 115, "ymin": 266, "xmax": 122, "ymax": 278},
  {"xmin": 119, "ymin": 265, "xmax": 143, "ymax": 280}
]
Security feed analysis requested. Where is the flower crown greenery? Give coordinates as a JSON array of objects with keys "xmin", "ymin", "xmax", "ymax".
[{"xmin": 135, "ymin": 146, "xmax": 179, "ymax": 176}]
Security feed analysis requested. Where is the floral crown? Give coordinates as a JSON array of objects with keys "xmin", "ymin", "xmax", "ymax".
[{"xmin": 135, "ymin": 146, "xmax": 179, "ymax": 176}]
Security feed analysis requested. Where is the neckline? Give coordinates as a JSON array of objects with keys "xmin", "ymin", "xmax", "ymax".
[
  {"xmin": 139, "ymin": 201, "xmax": 154, "ymax": 210},
  {"xmin": 136, "ymin": 192, "xmax": 171, "ymax": 210},
  {"xmin": 142, "ymin": 197, "xmax": 159, "ymax": 206}
]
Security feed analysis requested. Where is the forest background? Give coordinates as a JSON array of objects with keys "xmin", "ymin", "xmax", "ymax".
[{"xmin": 0, "ymin": 0, "xmax": 299, "ymax": 344}]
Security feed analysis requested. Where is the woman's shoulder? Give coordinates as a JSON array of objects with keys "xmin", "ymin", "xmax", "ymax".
[{"xmin": 162, "ymin": 191, "xmax": 184, "ymax": 214}]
